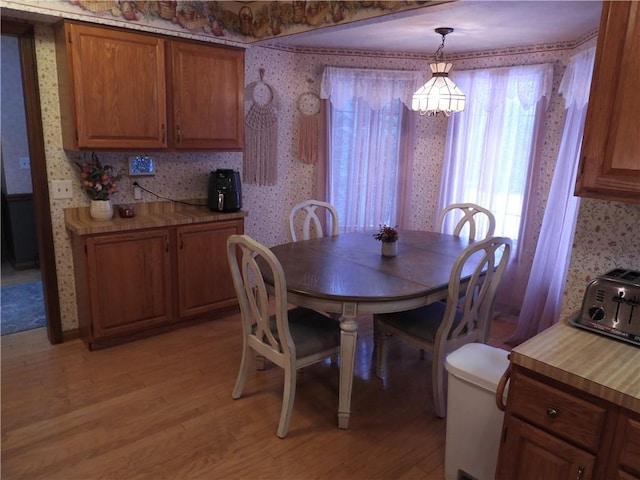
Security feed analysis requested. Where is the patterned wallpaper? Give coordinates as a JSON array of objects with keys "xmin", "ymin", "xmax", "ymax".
[
  {"xmin": 564, "ymin": 199, "xmax": 640, "ymax": 320},
  {"xmin": 21, "ymin": 17, "xmax": 639, "ymax": 333}
]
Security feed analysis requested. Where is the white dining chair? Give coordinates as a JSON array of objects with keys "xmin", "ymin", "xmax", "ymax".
[
  {"xmin": 437, "ymin": 203, "xmax": 496, "ymax": 241},
  {"xmin": 288, "ymin": 199, "xmax": 339, "ymax": 242},
  {"xmin": 374, "ymin": 236, "xmax": 512, "ymax": 418},
  {"xmin": 227, "ymin": 234, "xmax": 341, "ymax": 438}
]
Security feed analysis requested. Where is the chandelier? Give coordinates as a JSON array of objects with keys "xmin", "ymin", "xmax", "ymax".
[{"xmin": 412, "ymin": 27, "xmax": 466, "ymax": 117}]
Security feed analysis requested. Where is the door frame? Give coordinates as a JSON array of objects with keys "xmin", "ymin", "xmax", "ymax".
[{"xmin": 2, "ymin": 19, "xmax": 63, "ymax": 344}]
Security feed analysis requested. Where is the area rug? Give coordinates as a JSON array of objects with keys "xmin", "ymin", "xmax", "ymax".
[{"xmin": 0, "ymin": 281, "xmax": 46, "ymax": 335}]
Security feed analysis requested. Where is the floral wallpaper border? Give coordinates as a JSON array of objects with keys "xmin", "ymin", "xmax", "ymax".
[{"xmin": 5, "ymin": 0, "xmax": 446, "ymax": 43}]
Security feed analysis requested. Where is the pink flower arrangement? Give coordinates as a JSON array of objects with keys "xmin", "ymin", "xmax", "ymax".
[
  {"xmin": 373, "ymin": 225, "xmax": 399, "ymax": 243},
  {"xmin": 75, "ymin": 153, "xmax": 125, "ymax": 201}
]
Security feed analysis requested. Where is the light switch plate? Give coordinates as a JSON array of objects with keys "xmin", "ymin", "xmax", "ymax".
[{"xmin": 52, "ymin": 180, "xmax": 73, "ymax": 199}]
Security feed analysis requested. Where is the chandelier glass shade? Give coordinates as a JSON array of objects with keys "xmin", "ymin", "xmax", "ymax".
[{"xmin": 412, "ymin": 28, "xmax": 466, "ymax": 116}]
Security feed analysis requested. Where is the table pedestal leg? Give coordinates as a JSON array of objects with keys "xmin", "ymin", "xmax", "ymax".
[{"xmin": 338, "ymin": 302, "xmax": 358, "ymax": 429}]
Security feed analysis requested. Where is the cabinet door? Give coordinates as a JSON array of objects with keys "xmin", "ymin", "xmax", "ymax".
[
  {"xmin": 58, "ymin": 22, "xmax": 167, "ymax": 149},
  {"xmin": 497, "ymin": 417, "xmax": 595, "ymax": 480},
  {"xmin": 86, "ymin": 230, "xmax": 173, "ymax": 339},
  {"xmin": 176, "ymin": 220, "xmax": 244, "ymax": 318},
  {"xmin": 607, "ymin": 409, "xmax": 640, "ymax": 479},
  {"xmin": 168, "ymin": 41, "xmax": 244, "ymax": 150},
  {"xmin": 575, "ymin": 1, "xmax": 640, "ymax": 203}
]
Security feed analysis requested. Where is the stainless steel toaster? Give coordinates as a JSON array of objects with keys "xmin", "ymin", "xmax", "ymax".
[{"xmin": 570, "ymin": 268, "xmax": 640, "ymax": 346}]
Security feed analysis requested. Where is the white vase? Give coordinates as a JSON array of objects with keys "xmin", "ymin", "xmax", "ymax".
[
  {"xmin": 90, "ymin": 199, "xmax": 113, "ymax": 221},
  {"xmin": 381, "ymin": 241, "xmax": 398, "ymax": 257}
]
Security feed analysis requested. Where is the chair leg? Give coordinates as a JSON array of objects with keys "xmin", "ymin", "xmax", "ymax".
[
  {"xmin": 432, "ymin": 354, "xmax": 447, "ymax": 418},
  {"xmin": 277, "ymin": 364, "xmax": 297, "ymax": 438},
  {"xmin": 256, "ymin": 354, "xmax": 266, "ymax": 371},
  {"xmin": 232, "ymin": 345, "xmax": 252, "ymax": 400},
  {"xmin": 374, "ymin": 320, "xmax": 388, "ymax": 379}
]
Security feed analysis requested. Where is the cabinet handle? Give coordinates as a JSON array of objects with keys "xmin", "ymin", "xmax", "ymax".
[
  {"xmin": 179, "ymin": 232, "xmax": 184, "ymax": 249},
  {"xmin": 547, "ymin": 407, "xmax": 558, "ymax": 418},
  {"xmin": 161, "ymin": 123, "xmax": 166, "ymax": 143},
  {"xmin": 165, "ymin": 235, "xmax": 169, "ymax": 252},
  {"xmin": 495, "ymin": 359, "xmax": 511, "ymax": 411},
  {"xmin": 576, "ymin": 465, "xmax": 585, "ymax": 479},
  {"xmin": 176, "ymin": 126, "xmax": 182, "ymax": 143}
]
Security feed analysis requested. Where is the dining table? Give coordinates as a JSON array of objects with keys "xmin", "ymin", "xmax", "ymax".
[{"xmin": 261, "ymin": 230, "xmax": 476, "ymax": 429}]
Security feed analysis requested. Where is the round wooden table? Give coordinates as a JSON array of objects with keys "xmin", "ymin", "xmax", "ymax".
[{"xmin": 264, "ymin": 230, "xmax": 474, "ymax": 429}]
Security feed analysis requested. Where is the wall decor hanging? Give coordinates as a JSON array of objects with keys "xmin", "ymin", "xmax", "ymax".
[
  {"xmin": 296, "ymin": 78, "xmax": 322, "ymax": 165},
  {"xmin": 244, "ymin": 69, "xmax": 279, "ymax": 186}
]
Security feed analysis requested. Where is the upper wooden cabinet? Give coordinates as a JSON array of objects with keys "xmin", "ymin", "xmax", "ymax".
[
  {"xmin": 575, "ymin": 1, "xmax": 640, "ymax": 203},
  {"xmin": 167, "ymin": 41, "xmax": 244, "ymax": 150},
  {"xmin": 54, "ymin": 21, "xmax": 244, "ymax": 151},
  {"xmin": 54, "ymin": 22, "xmax": 167, "ymax": 150}
]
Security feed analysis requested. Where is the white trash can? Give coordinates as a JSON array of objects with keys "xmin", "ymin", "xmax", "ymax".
[{"xmin": 444, "ymin": 343, "xmax": 510, "ymax": 480}]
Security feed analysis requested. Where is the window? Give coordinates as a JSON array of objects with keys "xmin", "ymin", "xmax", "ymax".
[
  {"xmin": 320, "ymin": 66, "xmax": 421, "ymax": 232},
  {"xmin": 328, "ymin": 96, "xmax": 406, "ymax": 232},
  {"xmin": 439, "ymin": 64, "xmax": 553, "ymax": 249}
]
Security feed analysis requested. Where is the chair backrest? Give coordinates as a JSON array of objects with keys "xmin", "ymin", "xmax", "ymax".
[
  {"xmin": 227, "ymin": 234, "xmax": 296, "ymax": 363},
  {"xmin": 437, "ymin": 203, "xmax": 496, "ymax": 240},
  {"xmin": 288, "ymin": 199, "xmax": 339, "ymax": 242},
  {"xmin": 435, "ymin": 236, "xmax": 511, "ymax": 350}
]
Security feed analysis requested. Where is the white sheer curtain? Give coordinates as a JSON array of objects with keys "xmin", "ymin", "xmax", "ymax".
[
  {"xmin": 320, "ymin": 67, "xmax": 420, "ymax": 231},
  {"xmin": 509, "ymin": 47, "xmax": 596, "ymax": 345},
  {"xmin": 438, "ymin": 64, "xmax": 553, "ymax": 243},
  {"xmin": 438, "ymin": 63, "xmax": 553, "ymax": 314}
]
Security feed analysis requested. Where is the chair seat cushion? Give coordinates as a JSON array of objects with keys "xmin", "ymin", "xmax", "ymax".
[
  {"xmin": 270, "ymin": 307, "xmax": 341, "ymax": 358},
  {"xmin": 377, "ymin": 301, "xmax": 462, "ymax": 343}
]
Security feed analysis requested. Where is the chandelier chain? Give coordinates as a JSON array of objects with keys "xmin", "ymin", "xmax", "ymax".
[{"xmin": 434, "ymin": 33, "xmax": 447, "ymax": 62}]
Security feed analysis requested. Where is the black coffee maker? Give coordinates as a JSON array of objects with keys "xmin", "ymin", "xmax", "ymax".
[{"xmin": 208, "ymin": 169, "xmax": 242, "ymax": 212}]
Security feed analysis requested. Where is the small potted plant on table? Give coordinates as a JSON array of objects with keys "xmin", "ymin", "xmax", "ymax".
[{"xmin": 373, "ymin": 225, "xmax": 399, "ymax": 257}]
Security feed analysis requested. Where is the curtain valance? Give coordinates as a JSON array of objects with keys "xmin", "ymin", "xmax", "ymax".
[
  {"xmin": 320, "ymin": 66, "xmax": 423, "ymax": 110},
  {"xmin": 559, "ymin": 47, "xmax": 596, "ymax": 110},
  {"xmin": 453, "ymin": 63, "xmax": 554, "ymax": 112}
]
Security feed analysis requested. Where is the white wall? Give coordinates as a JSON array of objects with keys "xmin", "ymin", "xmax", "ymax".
[{"xmin": 1, "ymin": 35, "xmax": 32, "ymax": 195}]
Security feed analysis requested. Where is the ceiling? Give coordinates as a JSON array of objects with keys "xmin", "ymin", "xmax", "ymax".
[{"xmin": 255, "ymin": 1, "xmax": 603, "ymax": 55}]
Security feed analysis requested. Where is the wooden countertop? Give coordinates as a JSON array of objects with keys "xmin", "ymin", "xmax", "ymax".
[
  {"xmin": 511, "ymin": 320, "xmax": 640, "ymax": 413},
  {"xmin": 65, "ymin": 200, "xmax": 248, "ymax": 235}
]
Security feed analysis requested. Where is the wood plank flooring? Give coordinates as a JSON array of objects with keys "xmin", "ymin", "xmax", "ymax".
[{"xmin": 1, "ymin": 313, "xmax": 515, "ymax": 480}]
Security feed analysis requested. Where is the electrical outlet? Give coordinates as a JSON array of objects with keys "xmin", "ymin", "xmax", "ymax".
[
  {"xmin": 51, "ymin": 180, "xmax": 73, "ymax": 199},
  {"xmin": 134, "ymin": 185, "xmax": 142, "ymax": 200}
]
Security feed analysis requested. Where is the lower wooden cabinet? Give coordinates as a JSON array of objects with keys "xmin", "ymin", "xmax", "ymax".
[
  {"xmin": 496, "ymin": 366, "xmax": 638, "ymax": 480},
  {"xmin": 176, "ymin": 221, "xmax": 241, "ymax": 318},
  {"xmin": 498, "ymin": 416, "xmax": 595, "ymax": 480},
  {"xmin": 607, "ymin": 409, "xmax": 640, "ymax": 479},
  {"xmin": 86, "ymin": 229, "xmax": 174, "ymax": 339},
  {"xmin": 70, "ymin": 218, "xmax": 243, "ymax": 349}
]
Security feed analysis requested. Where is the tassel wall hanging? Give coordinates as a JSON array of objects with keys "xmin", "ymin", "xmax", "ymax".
[
  {"xmin": 296, "ymin": 78, "xmax": 321, "ymax": 165},
  {"xmin": 244, "ymin": 68, "xmax": 279, "ymax": 186}
]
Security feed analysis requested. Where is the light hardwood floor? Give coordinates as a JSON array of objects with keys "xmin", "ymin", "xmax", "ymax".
[{"xmin": 1, "ymin": 313, "xmax": 515, "ymax": 480}]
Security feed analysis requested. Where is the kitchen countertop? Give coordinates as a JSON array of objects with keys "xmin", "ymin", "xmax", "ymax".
[
  {"xmin": 511, "ymin": 320, "xmax": 640, "ymax": 413},
  {"xmin": 65, "ymin": 200, "xmax": 248, "ymax": 235}
]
